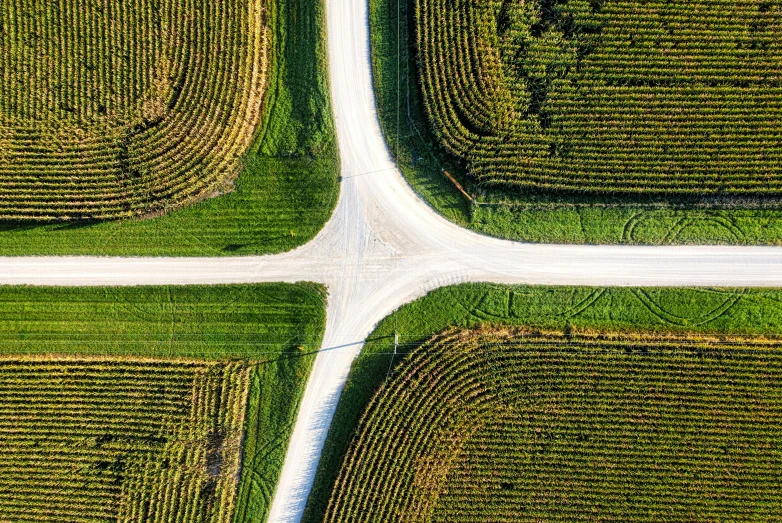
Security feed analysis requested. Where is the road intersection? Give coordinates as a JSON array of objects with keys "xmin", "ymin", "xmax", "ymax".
[{"xmin": 2, "ymin": 0, "xmax": 782, "ymax": 521}]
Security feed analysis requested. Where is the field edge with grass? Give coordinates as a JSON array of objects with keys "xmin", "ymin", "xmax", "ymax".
[
  {"xmin": 302, "ymin": 283, "xmax": 782, "ymax": 522},
  {"xmin": 368, "ymin": 0, "xmax": 782, "ymax": 246},
  {"xmin": 0, "ymin": 282, "xmax": 328, "ymax": 523},
  {"xmin": 0, "ymin": 0, "xmax": 339, "ymax": 256}
]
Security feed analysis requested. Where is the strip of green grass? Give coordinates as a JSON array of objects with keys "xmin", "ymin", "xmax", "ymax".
[
  {"xmin": 0, "ymin": 283, "xmax": 327, "ymax": 523},
  {"xmin": 0, "ymin": 0, "xmax": 338, "ymax": 256},
  {"xmin": 303, "ymin": 284, "xmax": 782, "ymax": 522},
  {"xmin": 369, "ymin": 0, "xmax": 782, "ymax": 245}
]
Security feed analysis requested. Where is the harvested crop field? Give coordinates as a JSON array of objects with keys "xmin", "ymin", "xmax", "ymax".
[
  {"xmin": 324, "ymin": 328, "xmax": 782, "ymax": 522},
  {"xmin": 0, "ymin": 357, "xmax": 249, "ymax": 523},
  {"xmin": 0, "ymin": 0, "xmax": 268, "ymax": 220},
  {"xmin": 416, "ymin": 0, "xmax": 782, "ymax": 195}
]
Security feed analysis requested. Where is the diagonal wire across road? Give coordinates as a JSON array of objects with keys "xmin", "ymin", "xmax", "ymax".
[{"xmin": 2, "ymin": 0, "xmax": 782, "ymax": 522}]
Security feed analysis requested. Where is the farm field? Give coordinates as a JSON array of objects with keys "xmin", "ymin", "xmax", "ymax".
[
  {"xmin": 0, "ymin": 0, "xmax": 337, "ymax": 255},
  {"xmin": 323, "ymin": 329, "xmax": 782, "ymax": 522},
  {"xmin": 0, "ymin": 283, "xmax": 327, "ymax": 523},
  {"xmin": 417, "ymin": 0, "xmax": 782, "ymax": 194},
  {"xmin": 304, "ymin": 283, "xmax": 782, "ymax": 522},
  {"xmin": 0, "ymin": 357, "xmax": 250, "ymax": 522},
  {"xmin": 370, "ymin": 0, "xmax": 782, "ymax": 244},
  {"xmin": 2, "ymin": 0, "xmax": 267, "ymax": 220}
]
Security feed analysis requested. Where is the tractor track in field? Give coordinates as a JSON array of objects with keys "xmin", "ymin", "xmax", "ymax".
[{"xmin": 2, "ymin": 0, "xmax": 782, "ymax": 522}]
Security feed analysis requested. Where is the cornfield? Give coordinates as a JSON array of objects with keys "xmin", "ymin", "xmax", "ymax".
[
  {"xmin": 0, "ymin": 0, "xmax": 268, "ymax": 220},
  {"xmin": 325, "ymin": 328, "xmax": 782, "ymax": 522},
  {"xmin": 416, "ymin": 0, "xmax": 782, "ymax": 194},
  {"xmin": 0, "ymin": 356, "xmax": 251, "ymax": 523}
]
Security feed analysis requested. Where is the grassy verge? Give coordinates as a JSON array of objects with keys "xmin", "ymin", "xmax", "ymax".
[
  {"xmin": 303, "ymin": 283, "xmax": 782, "ymax": 522},
  {"xmin": 369, "ymin": 0, "xmax": 782, "ymax": 245},
  {"xmin": 0, "ymin": 0, "xmax": 338, "ymax": 256},
  {"xmin": 0, "ymin": 283, "xmax": 327, "ymax": 523}
]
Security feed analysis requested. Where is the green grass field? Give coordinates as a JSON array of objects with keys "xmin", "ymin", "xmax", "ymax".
[
  {"xmin": 369, "ymin": 0, "xmax": 782, "ymax": 245},
  {"xmin": 304, "ymin": 283, "xmax": 782, "ymax": 522},
  {"xmin": 323, "ymin": 329, "xmax": 782, "ymax": 522},
  {"xmin": 0, "ymin": 283, "xmax": 327, "ymax": 523},
  {"xmin": 0, "ymin": 0, "xmax": 338, "ymax": 255}
]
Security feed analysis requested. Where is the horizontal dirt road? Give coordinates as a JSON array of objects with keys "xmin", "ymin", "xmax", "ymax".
[{"xmin": 1, "ymin": 0, "xmax": 782, "ymax": 522}]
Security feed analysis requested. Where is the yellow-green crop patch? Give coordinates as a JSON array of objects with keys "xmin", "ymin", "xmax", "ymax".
[
  {"xmin": 0, "ymin": 357, "xmax": 250, "ymax": 523},
  {"xmin": 0, "ymin": 0, "xmax": 267, "ymax": 220},
  {"xmin": 324, "ymin": 329, "xmax": 782, "ymax": 522},
  {"xmin": 0, "ymin": 283, "xmax": 329, "ymax": 523},
  {"xmin": 417, "ymin": 0, "xmax": 782, "ymax": 195}
]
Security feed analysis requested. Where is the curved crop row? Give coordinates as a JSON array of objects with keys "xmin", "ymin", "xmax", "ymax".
[
  {"xmin": 415, "ymin": 0, "xmax": 782, "ymax": 195},
  {"xmin": 0, "ymin": 356, "xmax": 251, "ymax": 523},
  {"xmin": 325, "ymin": 329, "xmax": 782, "ymax": 521},
  {"xmin": 0, "ymin": 0, "xmax": 268, "ymax": 220}
]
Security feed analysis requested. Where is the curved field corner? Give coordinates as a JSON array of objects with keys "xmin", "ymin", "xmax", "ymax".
[
  {"xmin": 370, "ymin": 0, "xmax": 782, "ymax": 244},
  {"xmin": 0, "ymin": 0, "xmax": 337, "ymax": 255},
  {"xmin": 324, "ymin": 329, "xmax": 782, "ymax": 522},
  {"xmin": 0, "ymin": 283, "xmax": 328, "ymax": 523},
  {"xmin": 2, "ymin": 0, "xmax": 267, "ymax": 220},
  {"xmin": 303, "ymin": 283, "xmax": 782, "ymax": 522},
  {"xmin": 418, "ymin": 0, "xmax": 782, "ymax": 194}
]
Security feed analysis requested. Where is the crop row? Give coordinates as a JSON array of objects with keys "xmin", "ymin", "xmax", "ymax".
[
  {"xmin": 415, "ymin": 0, "xmax": 782, "ymax": 195},
  {"xmin": 324, "ymin": 329, "xmax": 782, "ymax": 522},
  {"xmin": 0, "ymin": 357, "xmax": 250, "ymax": 523},
  {"xmin": 0, "ymin": 0, "xmax": 268, "ymax": 220}
]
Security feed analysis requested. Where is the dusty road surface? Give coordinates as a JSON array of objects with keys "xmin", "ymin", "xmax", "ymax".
[{"xmin": 2, "ymin": 0, "xmax": 782, "ymax": 521}]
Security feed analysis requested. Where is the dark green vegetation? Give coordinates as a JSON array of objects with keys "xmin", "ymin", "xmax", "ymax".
[
  {"xmin": 323, "ymin": 329, "xmax": 782, "ymax": 522},
  {"xmin": 0, "ymin": 358, "xmax": 250, "ymax": 522},
  {"xmin": 304, "ymin": 283, "xmax": 782, "ymax": 522},
  {"xmin": 370, "ymin": 0, "xmax": 782, "ymax": 244},
  {"xmin": 0, "ymin": 0, "xmax": 337, "ymax": 254},
  {"xmin": 0, "ymin": 283, "xmax": 327, "ymax": 523},
  {"xmin": 418, "ymin": 0, "xmax": 782, "ymax": 194}
]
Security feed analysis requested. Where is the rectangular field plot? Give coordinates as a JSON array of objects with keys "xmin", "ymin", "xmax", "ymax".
[
  {"xmin": 416, "ymin": 0, "xmax": 782, "ymax": 195},
  {"xmin": 0, "ymin": 357, "xmax": 250, "ymax": 523},
  {"xmin": 325, "ymin": 330, "xmax": 782, "ymax": 522},
  {"xmin": 0, "ymin": 0, "xmax": 268, "ymax": 220}
]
